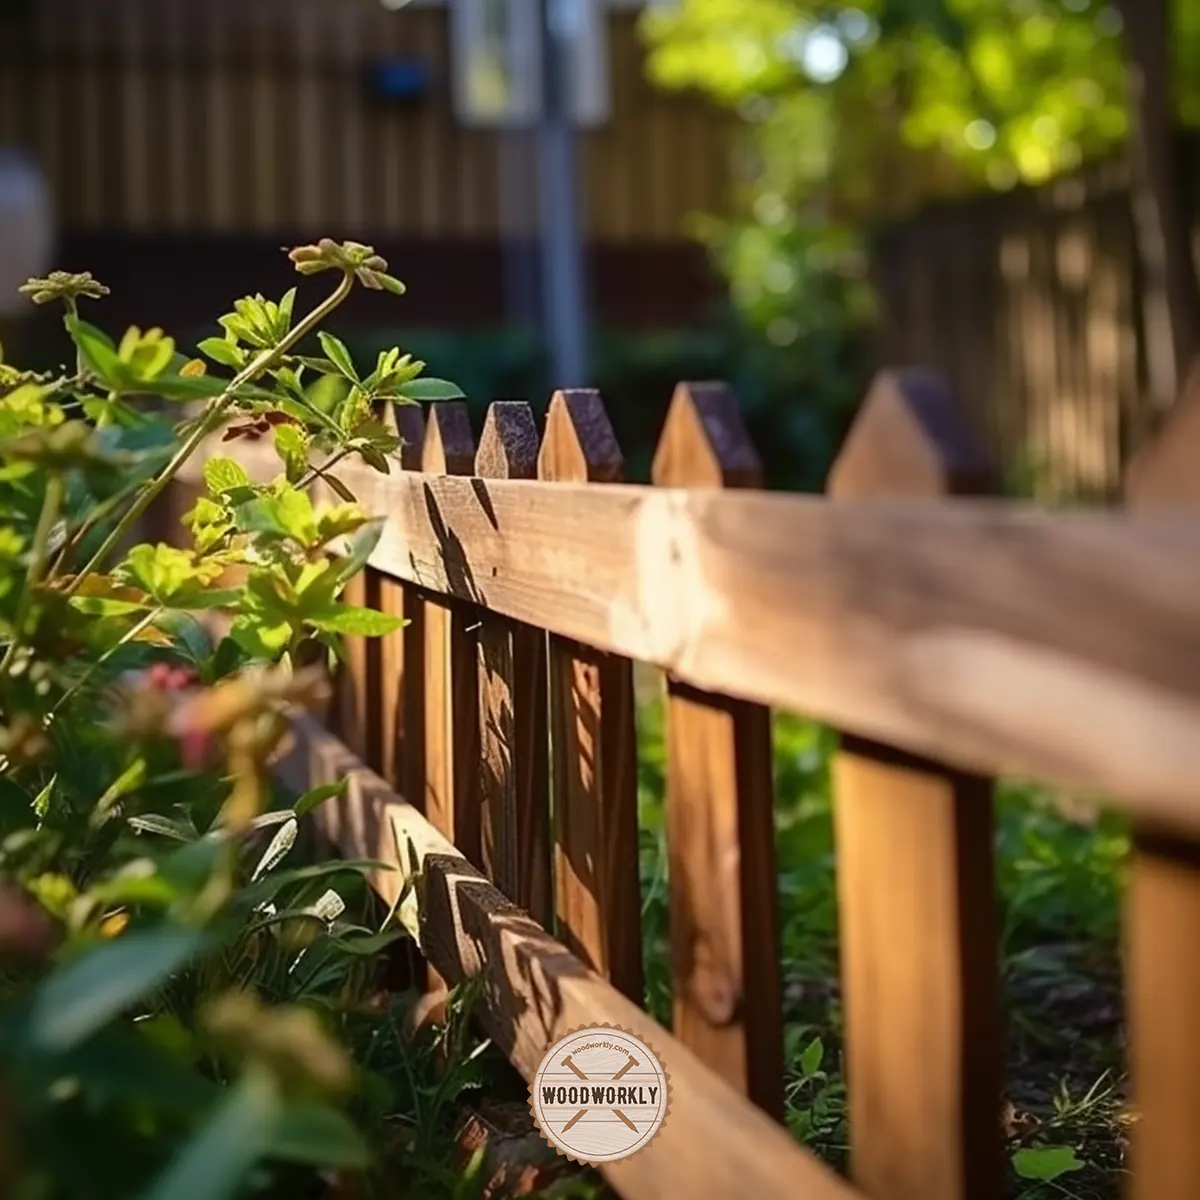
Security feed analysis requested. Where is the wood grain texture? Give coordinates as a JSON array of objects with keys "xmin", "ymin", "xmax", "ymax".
[
  {"xmin": 828, "ymin": 370, "xmax": 1002, "ymax": 1200},
  {"xmin": 176, "ymin": 440, "xmax": 1200, "ymax": 835},
  {"xmin": 538, "ymin": 391, "xmax": 644, "ymax": 1001},
  {"xmin": 420, "ymin": 402, "xmax": 481, "ymax": 867},
  {"xmin": 278, "ymin": 714, "xmax": 860, "ymax": 1200},
  {"xmin": 334, "ymin": 568, "xmax": 381, "ymax": 768},
  {"xmin": 475, "ymin": 403, "xmax": 552, "ymax": 925},
  {"xmin": 1125, "ymin": 401, "xmax": 1200, "ymax": 1200},
  {"xmin": 650, "ymin": 383, "xmax": 782, "ymax": 1117},
  {"xmin": 377, "ymin": 407, "xmax": 424, "ymax": 789}
]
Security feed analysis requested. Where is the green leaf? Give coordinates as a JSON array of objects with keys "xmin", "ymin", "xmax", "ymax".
[
  {"xmin": 317, "ymin": 332, "xmax": 360, "ymax": 382},
  {"xmin": 1012, "ymin": 1146, "xmax": 1085, "ymax": 1182},
  {"xmin": 67, "ymin": 316, "xmax": 124, "ymax": 386},
  {"xmin": 228, "ymin": 613, "xmax": 293, "ymax": 659},
  {"xmin": 266, "ymin": 1102, "xmax": 371, "ymax": 1169},
  {"xmin": 204, "ymin": 457, "xmax": 252, "ymax": 495},
  {"xmin": 128, "ymin": 813, "xmax": 199, "ymax": 842},
  {"xmin": 253, "ymin": 818, "xmax": 298, "ymax": 880},
  {"xmin": 168, "ymin": 586, "xmax": 243, "ymax": 611},
  {"xmin": 31, "ymin": 774, "xmax": 56, "ymax": 820},
  {"xmin": 209, "ymin": 636, "xmax": 247, "ymax": 681},
  {"xmin": 277, "ymin": 287, "xmax": 297, "ymax": 332},
  {"xmin": 294, "ymin": 779, "xmax": 347, "ymax": 819},
  {"xmin": 142, "ymin": 1071, "xmax": 281, "ymax": 1200},
  {"xmin": 324, "ymin": 473, "xmax": 356, "ymax": 503},
  {"xmin": 57, "ymin": 1022, "xmax": 215, "ymax": 1117},
  {"xmin": 799, "ymin": 1037, "xmax": 824, "ymax": 1077},
  {"xmin": 153, "ymin": 373, "xmax": 229, "ymax": 401},
  {"xmin": 197, "ymin": 337, "xmax": 245, "ymax": 370},
  {"xmin": 119, "ymin": 544, "xmax": 221, "ymax": 607},
  {"xmin": 335, "ymin": 519, "xmax": 384, "ymax": 583},
  {"xmin": 95, "ymin": 757, "xmax": 148, "ymax": 822},
  {"xmin": 308, "ymin": 605, "xmax": 406, "ymax": 637},
  {"xmin": 398, "ymin": 377, "xmax": 466, "ymax": 402},
  {"xmin": 332, "ymin": 929, "xmax": 407, "ymax": 957},
  {"xmin": 274, "ymin": 422, "xmax": 310, "ymax": 483},
  {"xmin": 154, "ymin": 610, "xmax": 214, "ymax": 662},
  {"xmin": 234, "ymin": 489, "xmax": 316, "ymax": 544},
  {"xmin": 242, "ymin": 859, "xmax": 391, "ymax": 909},
  {"xmin": 26, "ymin": 927, "xmax": 208, "ymax": 1053}
]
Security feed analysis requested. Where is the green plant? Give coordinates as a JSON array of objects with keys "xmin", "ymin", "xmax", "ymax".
[{"xmin": 0, "ymin": 241, "xmax": 469, "ymax": 1198}]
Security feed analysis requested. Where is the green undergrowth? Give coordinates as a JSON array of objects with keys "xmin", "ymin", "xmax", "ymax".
[{"xmin": 635, "ymin": 697, "xmax": 1130, "ymax": 1200}]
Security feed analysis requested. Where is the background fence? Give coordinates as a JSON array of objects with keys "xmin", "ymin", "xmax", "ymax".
[
  {"xmin": 160, "ymin": 364, "xmax": 1200, "ymax": 1200},
  {"xmin": 872, "ymin": 152, "xmax": 1184, "ymax": 504}
]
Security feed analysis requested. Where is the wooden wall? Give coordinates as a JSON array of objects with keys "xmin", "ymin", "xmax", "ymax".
[
  {"xmin": 872, "ymin": 160, "xmax": 1147, "ymax": 502},
  {"xmin": 0, "ymin": 0, "xmax": 732, "ymax": 244}
]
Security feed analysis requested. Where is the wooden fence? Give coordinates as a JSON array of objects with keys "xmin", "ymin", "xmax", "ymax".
[
  {"xmin": 1, "ymin": 0, "xmax": 730, "ymax": 243},
  {"xmin": 872, "ymin": 159, "xmax": 1147, "ymax": 503},
  {"xmin": 163, "ymin": 368, "xmax": 1200, "ymax": 1200}
]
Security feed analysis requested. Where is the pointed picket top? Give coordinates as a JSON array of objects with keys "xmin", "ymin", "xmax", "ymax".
[
  {"xmin": 383, "ymin": 404, "xmax": 426, "ymax": 471},
  {"xmin": 827, "ymin": 369, "xmax": 994, "ymax": 499},
  {"xmin": 651, "ymin": 381, "xmax": 762, "ymax": 489},
  {"xmin": 476, "ymin": 401, "xmax": 540, "ymax": 480},
  {"xmin": 1126, "ymin": 366, "xmax": 1200, "ymax": 508},
  {"xmin": 421, "ymin": 401, "xmax": 475, "ymax": 476},
  {"xmin": 537, "ymin": 389, "xmax": 623, "ymax": 484}
]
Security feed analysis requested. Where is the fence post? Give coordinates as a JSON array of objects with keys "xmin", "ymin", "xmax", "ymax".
[
  {"xmin": 650, "ymin": 382, "xmax": 782, "ymax": 1119},
  {"xmin": 420, "ymin": 401, "xmax": 482, "ymax": 870},
  {"xmin": 378, "ymin": 406, "xmax": 425, "ymax": 792},
  {"xmin": 334, "ymin": 561, "xmax": 381, "ymax": 767},
  {"xmin": 827, "ymin": 370, "xmax": 1001, "ymax": 1200},
  {"xmin": 1124, "ymin": 380, "xmax": 1200, "ymax": 1200},
  {"xmin": 537, "ymin": 389, "xmax": 644, "ymax": 1002},
  {"xmin": 474, "ymin": 402, "xmax": 552, "ymax": 924}
]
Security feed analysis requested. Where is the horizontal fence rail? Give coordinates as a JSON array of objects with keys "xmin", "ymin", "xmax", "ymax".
[
  {"xmin": 161, "ymin": 369, "xmax": 1200, "ymax": 1200},
  {"xmin": 177, "ymin": 437, "xmax": 1200, "ymax": 834}
]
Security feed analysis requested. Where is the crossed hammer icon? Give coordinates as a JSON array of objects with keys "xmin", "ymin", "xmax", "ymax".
[{"xmin": 560, "ymin": 1050, "xmax": 640, "ymax": 1133}]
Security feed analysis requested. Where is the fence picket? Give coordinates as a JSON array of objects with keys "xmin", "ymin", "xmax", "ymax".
[
  {"xmin": 474, "ymin": 402, "xmax": 552, "ymax": 923},
  {"xmin": 1125, "ymin": 387, "xmax": 1200, "ymax": 1200},
  {"xmin": 537, "ymin": 389, "xmax": 644, "ymax": 1002},
  {"xmin": 827, "ymin": 370, "xmax": 1002, "ymax": 1200},
  {"xmin": 333, "ymin": 568, "xmax": 379, "ymax": 766},
  {"xmin": 650, "ymin": 382, "xmax": 782, "ymax": 1118},
  {"xmin": 419, "ymin": 401, "xmax": 482, "ymax": 867},
  {"xmin": 377, "ymin": 406, "xmax": 424, "ymax": 791}
]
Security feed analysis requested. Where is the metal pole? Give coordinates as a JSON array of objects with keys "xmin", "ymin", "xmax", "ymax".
[{"xmin": 536, "ymin": 0, "xmax": 589, "ymax": 389}]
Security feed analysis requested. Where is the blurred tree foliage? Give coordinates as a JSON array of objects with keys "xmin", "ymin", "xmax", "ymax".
[{"xmin": 640, "ymin": 0, "xmax": 1200, "ymax": 384}]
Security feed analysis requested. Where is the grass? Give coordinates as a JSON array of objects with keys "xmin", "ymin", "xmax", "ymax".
[{"xmin": 635, "ymin": 694, "xmax": 1130, "ymax": 1199}]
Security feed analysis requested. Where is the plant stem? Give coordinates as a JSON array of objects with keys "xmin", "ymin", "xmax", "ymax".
[
  {"xmin": 0, "ymin": 473, "xmax": 64, "ymax": 676},
  {"xmin": 49, "ymin": 606, "xmax": 164, "ymax": 717},
  {"xmin": 64, "ymin": 272, "xmax": 355, "ymax": 597},
  {"xmin": 297, "ymin": 446, "xmax": 352, "ymax": 491}
]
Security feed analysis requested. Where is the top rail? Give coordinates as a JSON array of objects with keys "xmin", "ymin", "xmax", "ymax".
[{"xmin": 176, "ymin": 440, "xmax": 1200, "ymax": 835}]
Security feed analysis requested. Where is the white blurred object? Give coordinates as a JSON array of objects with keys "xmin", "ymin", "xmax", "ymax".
[
  {"xmin": 0, "ymin": 150, "xmax": 53, "ymax": 319},
  {"xmin": 450, "ymin": 0, "xmax": 609, "ymax": 127}
]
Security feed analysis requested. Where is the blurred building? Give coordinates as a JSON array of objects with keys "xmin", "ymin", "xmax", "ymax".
[{"xmin": 0, "ymin": 0, "xmax": 733, "ymax": 341}]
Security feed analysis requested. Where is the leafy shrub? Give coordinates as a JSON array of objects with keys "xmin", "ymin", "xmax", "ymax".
[{"xmin": 0, "ymin": 240, "xmax": 465, "ymax": 1198}]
